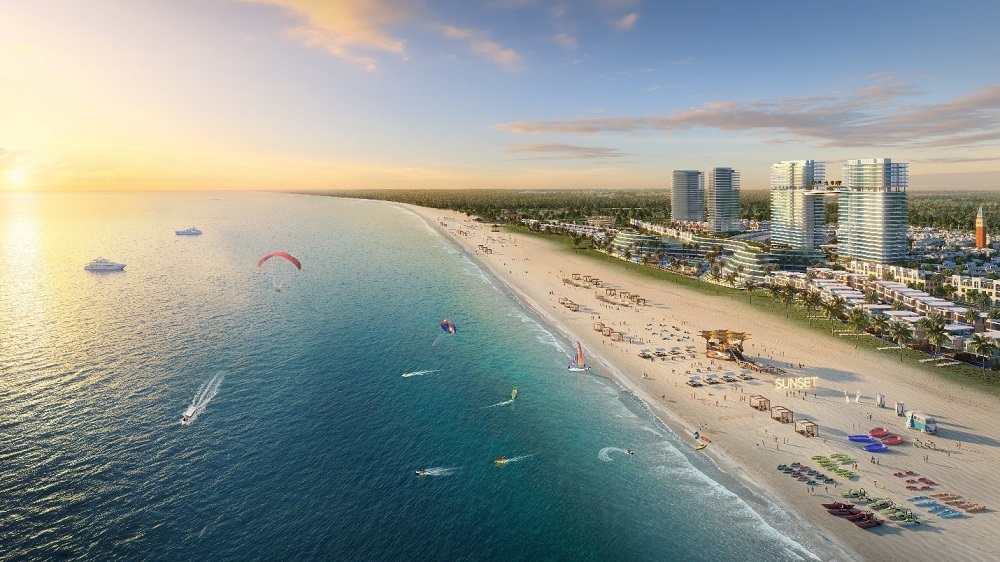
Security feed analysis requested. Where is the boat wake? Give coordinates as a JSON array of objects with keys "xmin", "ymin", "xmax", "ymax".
[
  {"xmin": 487, "ymin": 399, "xmax": 515, "ymax": 408},
  {"xmin": 419, "ymin": 467, "xmax": 459, "ymax": 477},
  {"xmin": 181, "ymin": 371, "xmax": 224, "ymax": 425},
  {"xmin": 598, "ymin": 447, "xmax": 630, "ymax": 462},
  {"xmin": 501, "ymin": 454, "xmax": 534, "ymax": 464},
  {"xmin": 402, "ymin": 370, "xmax": 439, "ymax": 378}
]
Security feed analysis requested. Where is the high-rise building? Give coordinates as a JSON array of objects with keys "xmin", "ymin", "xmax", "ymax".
[
  {"xmin": 671, "ymin": 170, "xmax": 705, "ymax": 222},
  {"xmin": 770, "ymin": 160, "xmax": 827, "ymax": 250},
  {"xmin": 706, "ymin": 167, "xmax": 740, "ymax": 234},
  {"xmin": 976, "ymin": 206, "xmax": 988, "ymax": 248},
  {"xmin": 838, "ymin": 159, "xmax": 909, "ymax": 263}
]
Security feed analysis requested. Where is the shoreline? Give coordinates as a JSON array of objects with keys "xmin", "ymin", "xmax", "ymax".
[{"xmin": 401, "ymin": 202, "xmax": 1000, "ymax": 562}]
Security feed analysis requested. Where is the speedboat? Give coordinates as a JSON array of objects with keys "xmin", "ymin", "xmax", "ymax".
[
  {"xmin": 495, "ymin": 456, "xmax": 508, "ymax": 465},
  {"xmin": 402, "ymin": 372, "xmax": 413, "ymax": 377},
  {"xmin": 415, "ymin": 468, "xmax": 429, "ymax": 476},
  {"xmin": 180, "ymin": 405, "xmax": 196, "ymax": 425},
  {"xmin": 175, "ymin": 227, "xmax": 202, "ymax": 235},
  {"xmin": 84, "ymin": 257, "xmax": 126, "ymax": 271}
]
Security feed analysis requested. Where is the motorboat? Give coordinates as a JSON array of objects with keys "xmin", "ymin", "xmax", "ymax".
[
  {"xmin": 175, "ymin": 227, "xmax": 202, "ymax": 235},
  {"xmin": 495, "ymin": 456, "xmax": 508, "ymax": 465},
  {"xmin": 180, "ymin": 405, "xmax": 196, "ymax": 425},
  {"xmin": 84, "ymin": 257, "xmax": 126, "ymax": 271},
  {"xmin": 414, "ymin": 468, "xmax": 429, "ymax": 476}
]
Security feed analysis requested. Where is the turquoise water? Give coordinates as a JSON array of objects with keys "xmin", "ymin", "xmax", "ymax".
[{"xmin": 0, "ymin": 192, "xmax": 830, "ymax": 560}]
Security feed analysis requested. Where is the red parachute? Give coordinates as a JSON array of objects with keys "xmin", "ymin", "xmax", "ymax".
[{"xmin": 257, "ymin": 251, "xmax": 302, "ymax": 270}]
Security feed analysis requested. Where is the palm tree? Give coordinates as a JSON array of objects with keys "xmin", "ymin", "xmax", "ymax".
[
  {"xmin": 801, "ymin": 290, "xmax": 821, "ymax": 326},
  {"xmin": 888, "ymin": 321, "xmax": 914, "ymax": 362},
  {"xmin": 864, "ymin": 291, "xmax": 880, "ymax": 305},
  {"xmin": 969, "ymin": 334, "xmax": 997, "ymax": 375},
  {"xmin": 708, "ymin": 264, "xmax": 723, "ymax": 293},
  {"xmin": 822, "ymin": 296, "xmax": 847, "ymax": 333},
  {"xmin": 724, "ymin": 270, "xmax": 738, "ymax": 287},
  {"xmin": 847, "ymin": 307, "xmax": 871, "ymax": 348},
  {"xmin": 923, "ymin": 321, "xmax": 949, "ymax": 357},
  {"xmin": 870, "ymin": 315, "xmax": 890, "ymax": 339},
  {"xmin": 743, "ymin": 279, "xmax": 758, "ymax": 304},
  {"xmin": 778, "ymin": 285, "xmax": 796, "ymax": 318}
]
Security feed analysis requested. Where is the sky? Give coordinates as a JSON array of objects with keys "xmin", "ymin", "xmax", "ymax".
[{"xmin": 2, "ymin": 0, "xmax": 1000, "ymax": 191}]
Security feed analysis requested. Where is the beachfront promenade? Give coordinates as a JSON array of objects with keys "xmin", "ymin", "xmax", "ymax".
[{"xmin": 410, "ymin": 204, "xmax": 1000, "ymax": 562}]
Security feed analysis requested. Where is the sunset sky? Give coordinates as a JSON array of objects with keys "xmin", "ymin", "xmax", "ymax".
[{"xmin": 2, "ymin": 0, "xmax": 1000, "ymax": 191}]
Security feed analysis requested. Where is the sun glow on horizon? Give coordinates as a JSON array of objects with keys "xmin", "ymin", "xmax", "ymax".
[{"xmin": 4, "ymin": 167, "xmax": 30, "ymax": 190}]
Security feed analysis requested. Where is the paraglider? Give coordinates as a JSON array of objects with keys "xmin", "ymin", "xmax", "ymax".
[
  {"xmin": 257, "ymin": 251, "xmax": 301, "ymax": 270},
  {"xmin": 257, "ymin": 251, "xmax": 301, "ymax": 292},
  {"xmin": 440, "ymin": 319, "xmax": 457, "ymax": 335}
]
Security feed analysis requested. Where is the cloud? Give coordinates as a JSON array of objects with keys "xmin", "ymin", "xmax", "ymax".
[
  {"xmin": 913, "ymin": 156, "xmax": 1000, "ymax": 164},
  {"xmin": 505, "ymin": 143, "xmax": 629, "ymax": 160},
  {"xmin": 432, "ymin": 24, "xmax": 522, "ymax": 71},
  {"xmin": 494, "ymin": 83, "xmax": 1000, "ymax": 149},
  {"xmin": 487, "ymin": 0, "xmax": 538, "ymax": 7},
  {"xmin": 614, "ymin": 13, "xmax": 639, "ymax": 30},
  {"xmin": 553, "ymin": 33, "xmax": 578, "ymax": 50},
  {"xmin": 244, "ymin": 0, "xmax": 410, "ymax": 71}
]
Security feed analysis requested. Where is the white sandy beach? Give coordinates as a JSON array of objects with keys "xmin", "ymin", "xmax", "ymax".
[{"xmin": 407, "ymin": 204, "xmax": 1000, "ymax": 562}]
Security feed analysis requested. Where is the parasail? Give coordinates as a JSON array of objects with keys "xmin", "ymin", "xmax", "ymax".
[
  {"xmin": 440, "ymin": 319, "xmax": 457, "ymax": 335},
  {"xmin": 258, "ymin": 251, "xmax": 302, "ymax": 270}
]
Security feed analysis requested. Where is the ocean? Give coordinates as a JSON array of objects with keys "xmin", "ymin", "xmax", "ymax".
[{"xmin": 0, "ymin": 191, "xmax": 831, "ymax": 560}]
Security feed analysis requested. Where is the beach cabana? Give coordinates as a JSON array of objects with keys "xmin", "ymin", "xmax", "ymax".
[
  {"xmin": 592, "ymin": 279, "xmax": 602, "ymax": 287},
  {"xmin": 610, "ymin": 331, "xmax": 623, "ymax": 342},
  {"xmin": 606, "ymin": 288, "xmax": 617, "ymax": 296},
  {"xmin": 568, "ymin": 303, "xmax": 580, "ymax": 312},
  {"xmin": 620, "ymin": 291, "xmax": 631, "ymax": 299},
  {"xmin": 770, "ymin": 406, "xmax": 794, "ymax": 424},
  {"xmin": 583, "ymin": 275, "xmax": 592, "ymax": 282},
  {"xmin": 795, "ymin": 419, "xmax": 819, "ymax": 437},
  {"xmin": 571, "ymin": 273, "xmax": 581, "ymax": 280},
  {"xmin": 594, "ymin": 322, "xmax": 605, "ymax": 332},
  {"xmin": 749, "ymin": 395, "xmax": 770, "ymax": 411},
  {"xmin": 602, "ymin": 327, "xmax": 613, "ymax": 337}
]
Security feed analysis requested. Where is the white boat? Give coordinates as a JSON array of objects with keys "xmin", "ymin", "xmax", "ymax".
[
  {"xmin": 175, "ymin": 227, "xmax": 202, "ymax": 235},
  {"xmin": 83, "ymin": 257, "xmax": 126, "ymax": 271},
  {"xmin": 568, "ymin": 341, "xmax": 591, "ymax": 371},
  {"xmin": 180, "ymin": 405, "xmax": 196, "ymax": 425}
]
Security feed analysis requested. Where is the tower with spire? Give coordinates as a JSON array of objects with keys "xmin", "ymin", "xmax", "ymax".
[{"xmin": 976, "ymin": 206, "xmax": 988, "ymax": 248}]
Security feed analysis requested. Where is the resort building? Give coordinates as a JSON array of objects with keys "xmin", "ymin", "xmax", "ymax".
[
  {"xmin": 706, "ymin": 167, "xmax": 740, "ymax": 234},
  {"xmin": 976, "ymin": 206, "xmax": 988, "ymax": 248},
  {"xmin": 837, "ymin": 158, "xmax": 909, "ymax": 263},
  {"xmin": 671, "ymin": 170, "xmax": 705, "ymax": 223},
  {"xmin": 770, "ymin": 160, "xmax": 827, "ymax": 251}
]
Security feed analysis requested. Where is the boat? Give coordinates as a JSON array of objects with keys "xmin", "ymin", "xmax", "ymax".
[
  {"xmin": 882, "ymin": 435, "xmax": 904, "ymax": 446},
  {"xmin": 495, "ymin": 456, "xmax": 508, "ymax": 465},
  {"xmin": 695, "ymin": 443, "xmax": 707, "ymax": 450},
  {"xmin": 568, "ymin": 341, "xmax": 590, "ymax": 371},
  {"xmin": 869, "ymin": 427, "xmax": 890, "ymax": 438},
  {"xmin": 510, "ymin": 387, "xmax": 518, "ymax": 400},
  {"xmin": 848, "ymin": 434, "xmax": 876, "ymax": 442},
  {"xmin": 864, "ymin": 443, "xmax": 890, "ymax": 453},
  {"xmin": 84, "ymin": 257, "xmax": 126, "ymax": 271},
  {"xmin": 415, "ymin": 468, "xmax": 429, "ymax": 476},
  {"xmin": 402, "ymin": 372, "xmax": 414, "ymax": 377},
  {"xmin": 180, "ymin": 405, "xmax": 196, "ymax": 425},
  {"xmin": 175, "ymin": 227, "xmax": 202, "ymax": 235}
]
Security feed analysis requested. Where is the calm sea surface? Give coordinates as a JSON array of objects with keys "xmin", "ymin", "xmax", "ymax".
[{"xmin": 0, "ymin": 192, "xmax": 831, "ymax": 560}]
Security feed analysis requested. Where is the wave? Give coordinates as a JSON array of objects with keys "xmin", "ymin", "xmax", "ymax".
[
  {"xmin": 402, "ymin": 370, "xmax": 439, "ymax": 378},
  {"xmin": 487, "ymin": 399, "xmax": 514, "ymax": 408},
  {"xmin": 418, "ymin": 467, "xmax": 459, "ymax": 477}
]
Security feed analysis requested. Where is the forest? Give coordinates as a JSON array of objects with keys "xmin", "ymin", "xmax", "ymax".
[{"xmin": 310, "ymin": 189, "xmax": 1000, "ymax": 230}]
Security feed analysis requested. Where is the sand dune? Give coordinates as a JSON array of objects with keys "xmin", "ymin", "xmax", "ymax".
[{"xmin": 409, "ymin": 205, "xmax": 1000, "ymax": 562}]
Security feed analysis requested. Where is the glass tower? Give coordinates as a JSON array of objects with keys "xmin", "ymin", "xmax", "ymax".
[
  {"xmin": 706, "ymin": 167, "xmax": 740, "ymax": 234},
  {"xmin": 671, "ymin": 170, "xmax": 705, "ymax": 222},
  {"xmin": 838, "ymin": 159, "xmax": 909, "ymax": 263}
]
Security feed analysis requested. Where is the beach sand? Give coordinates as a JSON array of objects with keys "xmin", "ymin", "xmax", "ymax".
[{"xmin": 408, "ymin": 205, "xmax": 1000, "ymax": 562}]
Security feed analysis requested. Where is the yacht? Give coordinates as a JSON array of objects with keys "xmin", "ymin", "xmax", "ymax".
[
  {"xmin": 175, "ymin": 227, "xmax": 202, "ymax": 235},
  {"xmin": 84, "ymin": 257, "xmax": 126, "ymax": 271}
]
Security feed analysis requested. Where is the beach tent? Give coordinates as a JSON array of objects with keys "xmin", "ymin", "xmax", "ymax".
[
  {"xmin": 770, "ymin": 406, "xmax": 794, "ymax": 424},
  {"xmin": 795, "ymin": 419, "xmax": 819, "ymax": 437},
  {"xmin": 749, "ymin": 395, "xmax": 770, "ymax": 411}
]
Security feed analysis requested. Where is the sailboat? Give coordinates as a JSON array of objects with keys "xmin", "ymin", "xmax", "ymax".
[{"xmin": 568, "ymin": 341, "xmax": 591, "ymax": 371}]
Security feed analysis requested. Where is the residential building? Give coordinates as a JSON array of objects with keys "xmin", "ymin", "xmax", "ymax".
[
  {"xmin": 837, "ymin": 158, "xmax": 909, "ymax": 263},
  {"xmin": 706, "ymin": 167, "xmax": 740, "ymax": 234},
  {"xmin": 671, "ymin": 170, "xmax": 705, "ymax": 223},
  {"xmin": 770, "ymin": 160, "xmax": 827, "ymax": 250}
]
